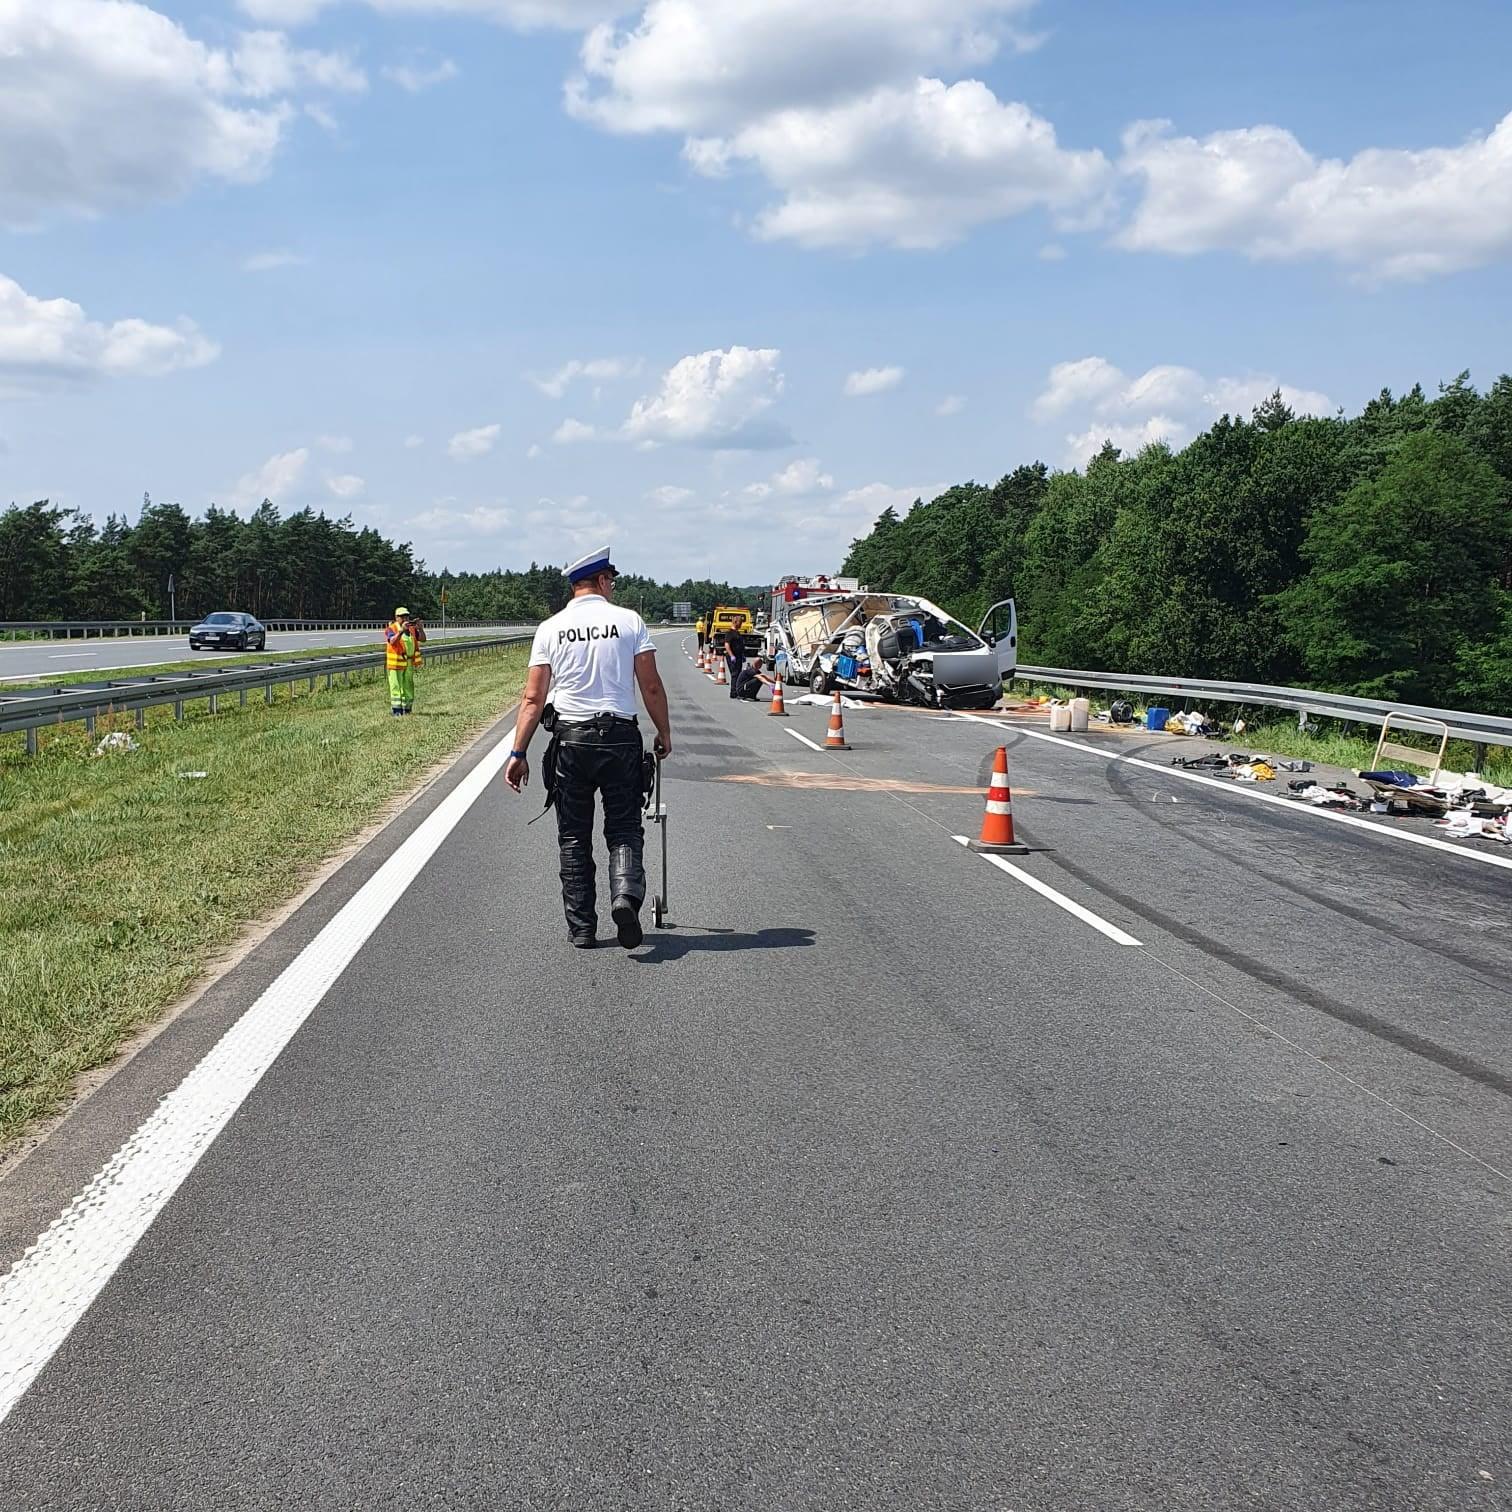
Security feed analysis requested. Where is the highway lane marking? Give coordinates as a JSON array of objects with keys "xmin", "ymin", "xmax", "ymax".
[
  {"xmin": 965, "ymin": 721, "xmax": 1512, "ymax": 876},
  {"xmin": 785, "ymin": 728, "xmax": 825, "ymax": 753},
  {"xmin": 0, "ymin": 728, "xmax": 517, "ymax": 1427},
  {"xmin": 952, "ymin": 835, "xmax": 1143, "ymax": 945}
]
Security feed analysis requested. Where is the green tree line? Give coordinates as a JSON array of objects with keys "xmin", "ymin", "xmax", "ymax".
[
  {"xmin": 0, "ymin": 494, "xmax": 762, "ymax": 626},
  {"xmin": 843, "ymin": 374, "xmax": 1512, "ymax": 711}
]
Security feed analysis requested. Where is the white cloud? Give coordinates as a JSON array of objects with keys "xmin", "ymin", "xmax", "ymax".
[
  {"xmin": 623, "ymin": 346, "xmax": 789, "ymax": 449},
  {"xmin": 530, "ymin": 356, "xmax": 641, "ymax": 398},
  {"xmin": 325, "ymin": 473, "xmax": 366, "ymax": 499},
  {"xmin": 383, "ymin": 59, "xmax": 460, "ymax": 93},
  {"xmin": 412, "ymin": 501, "xmax": 514, "ymax": 536},
  {"xmin": 0, "ymin": 272, "xmax": 218, "ymax": 394},
  {"xmin": 403, "ymin": 434, "xmax": 425, "ymax": 448},
  {"xmin": 230, "ymin": 29, "xmax": 367, "ymax": 98},
  {"xmin": 844, "ymin": 365, "xmax": 905, "ymax": 397},
  {"xmin": 1118, "ymin": 111, "xmax": 1512, "ymax": 281},
  {"xmin": 1033, "ymin": 356, "xmax": 1334, "ymax": 467},
  {"xmin": 553, "ymin": 417, "xmax": 598, "ymax": 444},
  {"xmin": 317, "ymin": 433, "xmax": 354, "ymax": 453},
  {"xmin": 241, "ymin": 0, "xmax": 618, "ymax": 27},
  {"xmin": 1038, "ymin": 242, "xmax": 1066, "ymax": 261},
  {"xmin": 771, "ymin": 457, "xmax": 835, "ymax": 494},
  {"xmin": 242, "ymin": 249, "xmax": 309, "ymax": 273},
  {"xmin": 568, "ymin": 0, "xmax": 1040, "ymax": 135},
  {"xmin": 565, "ymin": 3, "xmax": 1104, "ymax": 253},
  {"xmin": 686, "ymin": 78, "xmax": 1112, "ymax": 251},
  {"xmin": 230, "ymin": 447, "xmax": 308, "ymax": 508},
  {"xmin": 647, "ymin": 484, "xmax": 694, "ymax": 508},
  {"xmin": 447, "ymin": 423, "xmax": 501, "ymax": 460},
  {"xmin": 526, "ymin": 442, "xmax": 542, "ymax": 459},
  {"xmin": 935, "ymin": 394, "xmax": 967, "ymax": 416},
  {"xmin": 0, "ymin": 3, "xmax": 364, "ymax": 226}
]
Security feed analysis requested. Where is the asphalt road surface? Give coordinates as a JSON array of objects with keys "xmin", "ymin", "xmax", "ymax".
[
  {"xmin": 0, "ymin": 634, "xmax": 1507, "ymax": 1510},
  {"xmin": 0, "ymin": 625, "xmax": 526, "ymax": 682}
]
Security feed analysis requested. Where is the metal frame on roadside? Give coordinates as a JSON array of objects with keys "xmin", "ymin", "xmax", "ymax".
[
  {"xmin": 1014, "ymin": 665, "xmax": 1512, "ymax": 753},
  {"xmin": 0, "ymin": 633, "xmax": 531, "ymax": 755}
]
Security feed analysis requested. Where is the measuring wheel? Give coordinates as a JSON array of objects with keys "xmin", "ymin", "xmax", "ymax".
[{"xmin": 645, "ymin": 755, "xmax": 671, "ymax": 929}]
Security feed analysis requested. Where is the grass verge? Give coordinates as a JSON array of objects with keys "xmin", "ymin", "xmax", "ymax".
[{"xmin": 0, "ymin": 643, "xmax": 528, "ymax": 1151}]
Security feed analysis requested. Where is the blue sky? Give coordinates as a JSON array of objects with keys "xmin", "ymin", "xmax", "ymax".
[{"xmin": 4, "ymin": 0, "xmax": 1511, "ymax": 583}]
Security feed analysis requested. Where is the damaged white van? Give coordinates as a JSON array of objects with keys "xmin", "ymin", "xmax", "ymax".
[{"xmin": 765, "ymin": 587, "xmax": 1017, "ymax": 710}]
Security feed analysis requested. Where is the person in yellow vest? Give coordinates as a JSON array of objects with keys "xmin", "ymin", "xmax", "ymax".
[
  {"xmin": 695, "ymin": 614, "xmax": 707, "ymax": 652},
  {"xmin": 384, "ymin": 607, "xmax": 426, "ymax": 715}
]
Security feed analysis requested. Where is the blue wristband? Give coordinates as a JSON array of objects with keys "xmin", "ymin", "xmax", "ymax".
[{"xmin": 509, "ymin": 748, "xmax": 528, "ymax": 759}]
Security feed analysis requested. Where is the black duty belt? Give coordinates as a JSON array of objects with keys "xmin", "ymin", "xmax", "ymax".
[{"xmin": 559, "ymin": 713, "xmax": 639, "ymax": 729}]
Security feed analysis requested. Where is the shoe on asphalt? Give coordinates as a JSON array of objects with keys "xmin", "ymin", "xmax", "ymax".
[
  {"xmin": 570, "ymin": 932, "xmax": 597, "ymax": 949},
  {"xmin": 611, "ymin": 898, "xmax": 643, "ymax": 950}
]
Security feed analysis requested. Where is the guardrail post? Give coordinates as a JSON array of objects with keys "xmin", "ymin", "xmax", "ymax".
[
  {"xmin": 135, "ymin": 709, "xmax": 144, "ymax": 730},
  {"xmin": 85, "ymin": 712, "xmax": 95, "ymax": 735},
  {"xmin": 240, "ymin": 689, "xmax": 247, "ymax": 708},
  {"xmin": 174, "ymin": 701, "xmax": 184, "ymax": 721},
  {"xmin": 26, "ymin": 728, "xmax": 37, "ymax": 756},
  {"xmin": 210, "ymin": 693, "xmax": 219, "ymax": 715},
  {"xmin": 265, "ymin": 685, "xmax": 273, "ymax": 706}
]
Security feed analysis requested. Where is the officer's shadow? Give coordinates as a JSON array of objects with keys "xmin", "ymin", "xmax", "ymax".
[{"xmin": 632, "ymin": 925, "xmax": 815, "ymax": 964}]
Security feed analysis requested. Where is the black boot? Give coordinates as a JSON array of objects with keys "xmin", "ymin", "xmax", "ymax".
[{"xmin": 608, "ymin": 842, "xmax": 645, "ymax": 949}]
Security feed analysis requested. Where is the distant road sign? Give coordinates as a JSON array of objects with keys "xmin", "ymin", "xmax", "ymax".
[{"xmin": 673, "ymin": 601, "xmax": 692, "ymax": 619}]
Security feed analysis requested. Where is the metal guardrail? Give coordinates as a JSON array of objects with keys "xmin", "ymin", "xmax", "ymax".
[
  {"xmin": 0, "ymin": 633, "xmax": 531, "ymax": 755},
  {"xmin": 1014, "ymin": 665, "xmax": 1512, "ymax": 751},
  {"xmin": 0, "ymin": 619, "xmax": 507, "ymax": 639}
]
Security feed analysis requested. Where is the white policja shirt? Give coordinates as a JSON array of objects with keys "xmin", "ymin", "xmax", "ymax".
[{"xmin": 529, "ymin": 594, "xmax": 655, "ymax": 719}]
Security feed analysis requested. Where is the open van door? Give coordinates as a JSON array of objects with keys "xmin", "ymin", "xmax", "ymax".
[{"xmin": 977, "ymin": 599, "xmax": 1018, "ymax": 680}]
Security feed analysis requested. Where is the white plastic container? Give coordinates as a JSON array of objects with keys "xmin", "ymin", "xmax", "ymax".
[
  {"xmin": 1049, "ymin": 703, "xmax": 1072, "ymax": 732},
  {"xmin": 1069, "ymin": 697, "xmax": 1091, "ymax": 732}
]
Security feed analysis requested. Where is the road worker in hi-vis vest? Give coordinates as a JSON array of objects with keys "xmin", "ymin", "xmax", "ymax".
[
  {"xmin": 384, "ymin": 606, "xmax": 426, "ymax": 716},
  {"xmin": 503, "ymin": 547, "xmax": 673, "ymax": 950}
]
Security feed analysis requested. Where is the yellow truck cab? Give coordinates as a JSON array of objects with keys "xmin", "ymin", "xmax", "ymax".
[{"xmin": 708, "ymin": 605, "xmax": 754, "ymax": 652}]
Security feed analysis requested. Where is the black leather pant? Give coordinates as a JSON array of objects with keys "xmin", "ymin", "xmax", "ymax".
[{"xmin": 554, "ymin": 720, "xmax": 646, "ymax": 938}]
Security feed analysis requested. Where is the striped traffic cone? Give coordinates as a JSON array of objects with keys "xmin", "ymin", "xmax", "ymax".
[
  {"xmin": 768, "ymin": 677, "xmax": 788, "ymax": 717},
  {"xmin": 969, "ymin": 746, "xmax": 1028, "ymax": 853},
  {"xmin": 716, "ymin": 655, "xmax": 727, "ymax": 686},
  {"xmin": 823, "ymin": 690, "xmax": 850, "ymax": 750}
]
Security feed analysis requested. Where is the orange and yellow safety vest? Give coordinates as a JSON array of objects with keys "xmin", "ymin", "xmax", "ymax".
[{"xmin": 385, "ymin": 622, "xmax": 423, "ymax": 670}]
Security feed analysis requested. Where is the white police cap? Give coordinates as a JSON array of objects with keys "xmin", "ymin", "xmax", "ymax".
[{"xmin": 566, "ymin": 546, "xmax": 618, "ymax": 583}]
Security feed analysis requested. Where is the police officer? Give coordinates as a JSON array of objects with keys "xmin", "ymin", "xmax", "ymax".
[{"xmin": 504, "ymin": 547, "xmax": 673, "ymax": 950}]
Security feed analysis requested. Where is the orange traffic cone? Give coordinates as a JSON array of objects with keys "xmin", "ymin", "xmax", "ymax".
[
  {"xmin": 716, "ymin": 655, "xmax": 727, "ymax": 686},
  {"xmin": 768, "ymin": 677, "xmax": 788, "ymax": 717},
  {"xmin": 969, "ymin": 746, "xmax": 1028, "ymax": 853},
  {"xmin": 823, "ymin": 690, "xmax": 850, "ymax": 750}
]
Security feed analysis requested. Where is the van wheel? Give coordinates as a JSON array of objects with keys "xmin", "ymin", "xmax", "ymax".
[{"xmin": 810, "ymin": 667, "xmax": 830, "ymax": 695}]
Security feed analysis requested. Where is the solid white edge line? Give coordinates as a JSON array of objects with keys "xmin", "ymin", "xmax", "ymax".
[
  {"xmin": 963, "ymin": 720, "xmax": 1512, "ymax": 876},
  {"xmin": 0, "ymin": 729, "xmax": 517, "ymax": 1426},
  {"xmin": 786, "ymin": 727, "xmax": 824, "ymax": 753},
  {"xmin": 952, "ymin": 835, "xmax": 1143, "ymax": 946}
]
